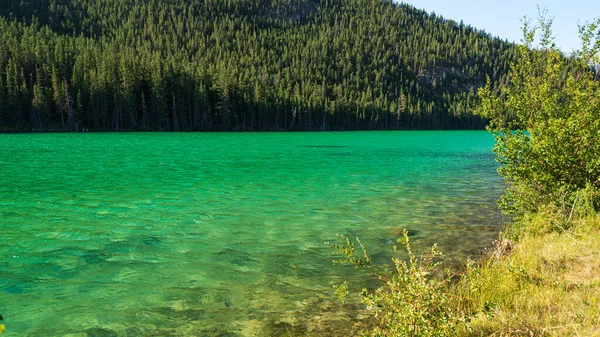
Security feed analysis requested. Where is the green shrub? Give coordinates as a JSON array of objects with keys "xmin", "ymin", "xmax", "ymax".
[
  {"xmin": 476, "ymin": 11, "xmax": 600, "ymax": 225},
  {"xmin": 329, "ymin": 231, "xmax": 464, "ymax": 337}
]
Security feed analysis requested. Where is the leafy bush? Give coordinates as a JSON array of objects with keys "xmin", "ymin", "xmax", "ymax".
[
  {"xmin": 329, "ymin": 231, "xmax": 463, "ymax": 337},
  {"xmin": 476, "ymin": 12, "xmax": 600, "ymax": 225}
]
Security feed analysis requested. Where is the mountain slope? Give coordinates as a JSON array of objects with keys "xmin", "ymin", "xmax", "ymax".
[{"xmin": 0, "ymin": 0, "xmax": 516, "ymax": 131}]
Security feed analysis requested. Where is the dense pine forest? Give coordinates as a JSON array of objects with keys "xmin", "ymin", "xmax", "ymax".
[{"xmin": 0, "ymin": 0, "xmax": 517, "ymax": 131}]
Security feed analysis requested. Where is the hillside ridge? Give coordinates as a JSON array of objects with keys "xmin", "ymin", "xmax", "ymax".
[{"xmin": 0, "ymin": 0, "xmax": 516, "ymax": 131}]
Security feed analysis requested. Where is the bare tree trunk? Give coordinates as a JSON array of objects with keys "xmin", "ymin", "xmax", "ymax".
[
  {"xmin": 64, "ymin": 79, "xmax": 76, "ymax": 131},
  {"xmin": 172, "ymin": 92, "xmax": 180, "ymax": 131}
]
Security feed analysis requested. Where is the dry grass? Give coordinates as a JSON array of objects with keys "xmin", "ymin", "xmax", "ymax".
[{"xmin": 456, "ymin": 215, "xmax": 600, "ymax": 337}]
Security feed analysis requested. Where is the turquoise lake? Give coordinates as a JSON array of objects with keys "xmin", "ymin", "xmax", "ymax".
[{"xmin": 0, "ymin": 131, "xmax": 504, "ymax": 336}]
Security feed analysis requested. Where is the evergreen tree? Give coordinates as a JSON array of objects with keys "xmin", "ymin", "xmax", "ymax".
[{"xmin": 0, "ymin": 0, "xmax": 517, "ymax": 131}]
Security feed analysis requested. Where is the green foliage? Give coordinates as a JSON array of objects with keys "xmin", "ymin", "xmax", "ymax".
[
  {"xmin": 456, "ymin": 212, "xmax": 600, "ymax": 336},
  {"xmin": 476, "ymin": 11, "xmax": 600, "ymax": 227},
  {"xmin": 0, "ymin": 0, "xmax": 516, "ymax": 131},
  {"xmin": 330, "ymin": 231, "xmax": 462, "ymax": 337}
]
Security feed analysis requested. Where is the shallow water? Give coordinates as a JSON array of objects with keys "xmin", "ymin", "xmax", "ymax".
[{"xmin": 0, "ymin": 131, "xmax": 503, "ymax": 336}]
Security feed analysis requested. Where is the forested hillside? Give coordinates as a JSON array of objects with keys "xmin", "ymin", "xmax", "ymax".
[{"xmin": 0, "ymin": 0, "xmax": 516, "ymax": 131}]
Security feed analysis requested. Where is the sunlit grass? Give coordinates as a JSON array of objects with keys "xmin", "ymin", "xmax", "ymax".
[
  {"xmin": 456, "ymin": 214, "xmax": 600, "ymax": 337},
  {"xmin": 335, "ymin": 212, "xmax": 600, "ymax": 337}
]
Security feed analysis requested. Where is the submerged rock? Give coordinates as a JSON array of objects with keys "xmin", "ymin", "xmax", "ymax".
[
  {"xmin": 82, "ymin": 252, "xmax": 107, "ymax": 264},
  {"xmin": 86, "ymin": 327, "xmax": 117, "ymax": 337},
  {"xmin": 3, "ymin": 283, "xmax": 26, "ymax": 294},
  {"xmin": 388, "ymin": 227, "xmax": 421, "ymax": 238},
  {"xmin": 141, "ymin": 236, "xmax": 162, "ymax": 246},
  {"xmin": 214, "ymin": 248, "xmax": 256, "ymax": 266}
]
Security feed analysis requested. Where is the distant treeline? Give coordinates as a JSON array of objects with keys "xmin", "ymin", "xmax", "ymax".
[{"xmin": 0, "ymin": 0, "xmax": 517, "ymax": 131}]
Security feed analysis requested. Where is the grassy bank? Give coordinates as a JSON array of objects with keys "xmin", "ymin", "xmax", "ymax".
[
  {"xmin": 333, "ymin": 210, "xmax": 600, "ymax": 337},
  {"xmin": 457, "ymin": 212, "xmax": 600, "ymax": 336}
]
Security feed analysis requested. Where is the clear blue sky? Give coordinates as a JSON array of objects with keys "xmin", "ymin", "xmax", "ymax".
[{"xmin": 402, "ymin": 1, "xmax": 600, "ymax": 52}]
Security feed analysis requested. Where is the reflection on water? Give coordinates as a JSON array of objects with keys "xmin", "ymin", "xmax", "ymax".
[{"xmin": 0, "ymin": 131, "xmax": 503, "ymax": 336}]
